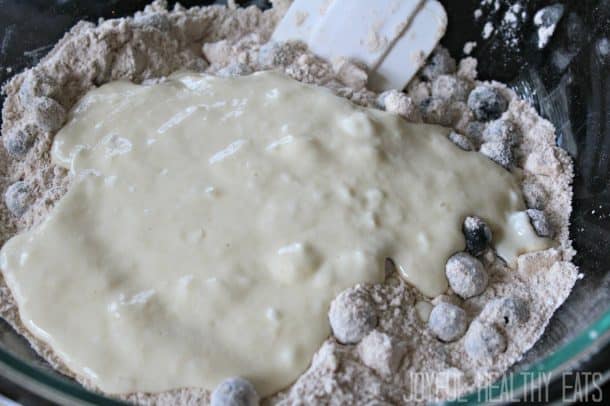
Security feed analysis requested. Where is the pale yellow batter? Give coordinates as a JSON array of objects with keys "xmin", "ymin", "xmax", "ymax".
[{"xmin": 0, "ymin": 72, "xmax": 550, "ymax": 395}]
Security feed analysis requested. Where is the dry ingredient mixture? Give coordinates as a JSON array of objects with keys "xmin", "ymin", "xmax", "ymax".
[
  {"xmin": 2, "ymin": 70, "xmax": 550, "ymax": 397},
  {"xmin": 0, "ymin": 1, "xmax": 577, "ymax": 405}
]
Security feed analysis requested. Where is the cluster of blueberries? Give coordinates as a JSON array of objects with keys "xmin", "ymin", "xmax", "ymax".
[
  {"xmin": 418, "ymin": 46, "xmax": 519, "ymax": 170},
  {"xmin": 327, "ymin": 215, "xmax": 534, "ymax": 369},
  {"xmin": 427, "ymin": 215, "xmax": 530, "ymax": 363}
]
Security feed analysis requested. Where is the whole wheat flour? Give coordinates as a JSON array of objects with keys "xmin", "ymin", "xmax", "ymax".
[{"xmin": 0, "ymin": 1, "xmax": 578, "ymax": 405}]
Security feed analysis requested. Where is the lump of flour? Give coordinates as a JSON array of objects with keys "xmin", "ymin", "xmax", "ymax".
[
  {"xmin": 0, "ymin": 1, "xmax": 578, "ymax": 405},
  {"xmin": 357, "ymin": 330, "xmax": 409, "ymax": 377}
]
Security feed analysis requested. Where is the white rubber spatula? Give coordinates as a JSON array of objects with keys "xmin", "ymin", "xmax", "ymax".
[{"xmin": 272, "ymin": 0, "xmax": 447, "ymax": 92}]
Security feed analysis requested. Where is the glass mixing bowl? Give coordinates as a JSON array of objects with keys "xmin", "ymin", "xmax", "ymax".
[{"xmin": 0, "ymin": 0, "xmax": 608, "ymax": 404}]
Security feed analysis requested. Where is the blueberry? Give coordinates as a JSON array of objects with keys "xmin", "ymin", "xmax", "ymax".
[
  {"xmin": 467, "ymin": 85, "xmax": 508, "ymax": 121},
  {"xmin": 462, "ymin": 216, "xmax": 492, "ymax": 256},
  {"xmin": 211, "ymin": 377, "xmax": 259, "ymax": 406},
  {"xmin": 3, "ymin": 124, "xmax": 36, "ymax": 158},
  {"xmin": 464, "ymin": 321, "xmax": 507, "ymax": 361},
  {"xmin": 479, "ymin": 140, "xmax": 513, "ymax": 169},
  {"xmin": 418, "ymin": 97, "xmax": 432, "ymax": 111},
  {"xmin": 482, "ymin": 119, "xmax": 519, "ymax": 146},
  {"xmin": 526, "ymin": 209, "xmax": 553, "ymax": 237},
  {"xmin": 428, "ymin": 302, "xmax": 467, "ymax": 342},
  {"xmin": 31, "ymin": 96, "xmax": 66, "ymax": 133},
  {"xmin": 5, "ymin": 181, "xmax": 32, "ymax": 217},
  {"xmin": 420, "ymin": 46, "xmax": 456, "ymax": 81},
  {"xmin": 418, "ymin": 97, "xmax": 447, "ymax": 125},
  {"xmin": 448, "ymin": 131, "xmax": 473, "ymax": 151},
  {"xmin": 464, "ymin": 121, "xmax": 485, "ymax": 147},
  {"xmin": 445, "ymin": 252, "xmax": 488, "ymax": 299},
  {"xmin": 501, "ymin": 297, "xmax": 530, "ymax": 324},
  {"xmin": 482, "ymin": 296, "xmax": 530, "ymax": 326},
  {"xmin": 329, "ymin": 287, "xmax": 378, "ymax": 344}
]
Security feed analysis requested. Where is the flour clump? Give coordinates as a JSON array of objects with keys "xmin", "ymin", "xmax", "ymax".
[{"xmin": 357, "ymin": 330, "xmax": 408, "ymax": 377}]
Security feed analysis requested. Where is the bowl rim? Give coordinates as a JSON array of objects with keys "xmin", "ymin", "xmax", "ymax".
[
  {"xmin": 443, "ymin": 309, "xmax": 610, "ymax": 405},
  {"xmin": 0, "ymin": 308, "xmax": 608, "ymax": 404}
]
